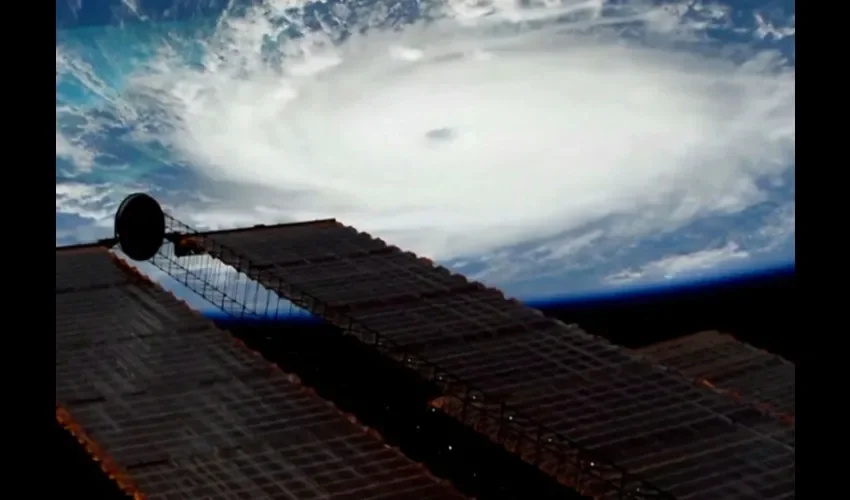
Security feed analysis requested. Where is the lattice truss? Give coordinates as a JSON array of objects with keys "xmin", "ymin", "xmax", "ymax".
[
  {"xmin": 55, "ymin": 247, "xmax": 465, "ymax": 500},
  {"xmin": 142, "ymin": 214, "xmax": 795, "ymax": 500}
]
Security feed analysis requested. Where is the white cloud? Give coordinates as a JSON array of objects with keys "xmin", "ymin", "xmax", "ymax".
[
  {"xmin": 56, "ymin": 132, "xmax": 96, "ymax": 173},
  {"xmin": 754, "ymin": 12, "xmax": 795, "ymax": 41},
  {"xmin": 55, "ymin": 182, "xmax": 152, "ymax": 244},
  {"xmin": 466, "ymin": 229, "xmax": 605, "ymax": 285},
  {"xmin": 55, "ymin": 183, "xmax": 114, "ymax": 221},
  {"xmin": 604, "ymin": 242, "xmax": 750, "ymax": 284},
  {"xmin": 56, "ymin": 0, "xmax": 794, "ymax": 287},
  {"xmin": 604, "ymin": 268, "xmax": 644, "ymax": 284},
  {"xmin": 756, "ymin": 202, "xmax": 795, "ymax": 253}
]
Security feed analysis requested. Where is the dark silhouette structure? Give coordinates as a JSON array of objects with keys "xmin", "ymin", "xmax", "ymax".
[
  {"xmin": 55, "ymin": 194, "xmax": 795, "ymax": 499},
  {"xmin": 634, "ymin": 331, "xmax": 794, "ymax": 424},
  {"xmin": 56, "ymin": 246, "xmax": 467, "ymax": 499}
]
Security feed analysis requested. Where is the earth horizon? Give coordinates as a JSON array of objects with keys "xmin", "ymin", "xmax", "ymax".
[{"xmin": 56, "ymin": 0, "xmax": 795, "ymax": 312}]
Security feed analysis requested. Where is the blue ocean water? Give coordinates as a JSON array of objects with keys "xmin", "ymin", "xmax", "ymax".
[{"xmin": 56, "ymin": 0, "xmax": 795, "ymax": 313}]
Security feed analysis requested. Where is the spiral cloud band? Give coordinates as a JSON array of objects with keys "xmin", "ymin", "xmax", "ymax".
[{"xmin": 56, "ymin": 0, "xmax": 795, "ymax": 294}]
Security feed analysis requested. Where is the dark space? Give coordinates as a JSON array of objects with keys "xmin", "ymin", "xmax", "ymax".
[
  {"xmin": 539, "ymin": 267, "xmax": 796, "ymax": 362},
  {"xmin": 53, "ymin": 267, "xmax": 795, "ymax": 498}
]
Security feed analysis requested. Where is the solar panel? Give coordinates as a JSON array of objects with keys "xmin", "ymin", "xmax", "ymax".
[
  {"xmin": 634, "ymin": 331, "xmax": 795, "ymax": 424},
  {"xmin": 55, "ymin": 246, "xmax": 465, "ymax": 500},
  {"xmin": 197, "ymin": 221, "xmax": 795, "ymax": 500}
]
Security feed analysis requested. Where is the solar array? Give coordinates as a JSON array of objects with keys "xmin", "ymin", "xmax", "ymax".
[
  {"xmin": 634, "ymin": 331, "xmax": 795, "ymax": 424},
  {"xmin": 55, "ymin": 246, "xmax": 466, "ymax": 500},
  {"xmin": 183, "ymin": 220, "xmax": 796, "ymax": 500}
]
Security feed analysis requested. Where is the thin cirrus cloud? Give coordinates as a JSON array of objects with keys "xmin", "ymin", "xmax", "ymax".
[{"xmin": 604, "ymin": 242, "xmax": 752, "ymax": 285}]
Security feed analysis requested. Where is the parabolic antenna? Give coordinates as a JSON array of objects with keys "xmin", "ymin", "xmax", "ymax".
[{"xmin": 114, "ymin": 193, "xmax": 166, "ymax": 261}]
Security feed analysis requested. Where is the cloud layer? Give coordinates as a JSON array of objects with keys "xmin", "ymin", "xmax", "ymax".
[{"xmin": 56, "ymin": 0, "xmax": 795, "ymax": 299}]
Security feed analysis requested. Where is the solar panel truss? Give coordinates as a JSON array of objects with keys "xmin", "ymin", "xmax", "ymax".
[
  {"xmin": 146, "ymin": 214, "xmax": 795, "ymax": 500},
  {"xmin": 56, "ymin": 246, "xmax": 465, "ymax": 500},
  {"xmin": 634, "ymin": 331, "xmax": 795, "ymax": 424}
]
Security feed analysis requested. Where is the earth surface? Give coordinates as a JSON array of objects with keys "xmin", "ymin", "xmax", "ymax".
[{"xmin": 56, "ymin": 0, "xmax": 795, "ymax": 313}]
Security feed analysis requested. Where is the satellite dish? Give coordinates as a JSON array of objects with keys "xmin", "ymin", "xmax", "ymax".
[{"xmin": 114, "ymin": 193, "xmax": 166, "ymax": 261}]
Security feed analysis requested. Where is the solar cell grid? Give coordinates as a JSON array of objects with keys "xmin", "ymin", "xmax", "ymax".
[
  {"xmin": 56, "ymin": 325, "xmax": 269, "ymax": 405},
  {"xmin": 218, "ymin": 222, "xmax": 388, "ymax": 267},
  {"xmin": 55, "ymin": 247, "xmax": 465, "ymax": 500},
  {"xmin": 56, "ymin": 284, "xmax": 212, "ymax": 349},
  {"xmin": 204, "ymin": 222, "xmax": 795, "ymax": 500},
  {"xmin": 424, "ymin": 326, "xmax": 794, "ymax": 444},
  {"xmin": 215, "ymin": 226, "xmax": 469, "ymax": 298},
  {"xmin": 354, "ymin": 291, "xmax": 553, "ymax": 350},
  {"xmin": 269, "ymin": 254, "xmax": 474, "ymax": 311},
  {"xmin": 635, "ymin": 332, "xmax": 795, "ymax": 420},
  {"xmin": 56, "ymin": 246, "xmax": 133, "ymax": 291}
]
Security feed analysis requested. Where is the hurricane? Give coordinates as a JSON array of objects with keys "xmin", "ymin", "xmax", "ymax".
[{"xmin": 56, "ymin": 0, "xmax": 795, "ymax": 300}]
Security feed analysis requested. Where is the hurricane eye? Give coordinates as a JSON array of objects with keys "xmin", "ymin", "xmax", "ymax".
[{"xmin": 425, "ymin": 127, "xmax": 455, "ymax": 142}]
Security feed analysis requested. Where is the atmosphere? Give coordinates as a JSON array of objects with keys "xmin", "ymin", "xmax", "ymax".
[{"xmin": 56, "ymin": 0, "xmax": 795, "ymax": 300}]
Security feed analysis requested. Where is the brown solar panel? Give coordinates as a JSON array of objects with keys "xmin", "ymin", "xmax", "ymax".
[
  {"xmin": 634, "ymin": 331, "xmax": 795, "ymax": 423},
  {"xmin": 55, "ymin": 246, "xmax": 465, "ymax": 500},
  {"xmin": 205, "ymin": 222, "xmax": 795, "ymax": 500}
]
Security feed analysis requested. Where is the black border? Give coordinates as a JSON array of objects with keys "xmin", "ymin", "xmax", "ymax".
[
  {"xmin": 796, "ymin": 5, "xmax": 814, "ymax": 498},
  {"xmin": 15, "ymin": 0, "xmax": 57, "ymax": 492}
]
